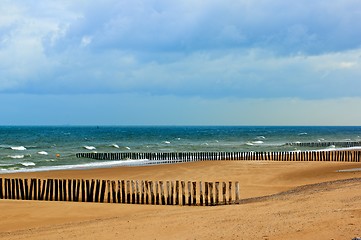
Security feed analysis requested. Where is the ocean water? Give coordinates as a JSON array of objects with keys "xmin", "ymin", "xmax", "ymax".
[{"xmin": 1, "ymin": 126, "xmax": 361, "ymax": 173}]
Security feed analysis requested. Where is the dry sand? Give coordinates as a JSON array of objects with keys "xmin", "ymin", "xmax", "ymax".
[{"xmin": 0, "ymin": 160, "xmax": 361, "ymax": 239}]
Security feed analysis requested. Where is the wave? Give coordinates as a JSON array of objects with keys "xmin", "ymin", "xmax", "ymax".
[
  {"xmin": 256, "ymin": 136, "xmax": 266, "ymax": 140},
  {"xmin": 37, "ymin": 151, "xmax": 48, "ymax": 155},
  {"xmin": 20, "ymin": 162, "xmax": 36, "ymax": 167},
  {"xmin": 84, "ymin": 146, "xmax": 96, "ymax": 150},
  {"xmin": 112, "ymin": 144, "xmax": 120, "ymax": 148},
  {"xmin": 0, "ymin": 159, "xmax": 152, "ymax": 173},
  {"xmin": 8, "ymin": 155, "xmax": 25, "ymax": 159},
  {"xmin": 11, "ymin": 146, "xmax": 27, "ymax": 151}
]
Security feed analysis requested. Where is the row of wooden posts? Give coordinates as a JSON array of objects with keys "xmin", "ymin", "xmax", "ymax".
[
  {"xmin": 76, "ymin": 150, "xmax": 361, "ymax": 162},
  {"xmin": 0, "ymin": 178, "xmax": 240, "ymax": 206},
  {"xmin": 285, "ymin": 141, "xmax": 361, "ymax": 148}
]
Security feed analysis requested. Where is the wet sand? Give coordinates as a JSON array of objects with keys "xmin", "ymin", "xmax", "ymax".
[{"xmin": 1, "ymin": 161, "xmax": 361, "ymax": 239}]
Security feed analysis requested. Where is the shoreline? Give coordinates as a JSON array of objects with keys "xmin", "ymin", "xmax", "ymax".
[{"xmin": 1, "ymin": 160, "xmax": 361, "ymax": 239}]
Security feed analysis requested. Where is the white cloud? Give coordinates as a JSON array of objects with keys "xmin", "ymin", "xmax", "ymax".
[{"xmin": 1, "ymin": 0, "xmax": 361, "ymax": 100}]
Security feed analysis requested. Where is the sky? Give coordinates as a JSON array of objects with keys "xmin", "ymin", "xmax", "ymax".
[{"xmin": 0, "ymin": 0, "xmax": 361, "ymax": 125}]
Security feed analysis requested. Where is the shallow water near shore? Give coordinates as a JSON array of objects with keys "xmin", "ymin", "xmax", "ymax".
[{"xmin": 1, "ymin": 126, "xmax": 361, "ymax": 173}]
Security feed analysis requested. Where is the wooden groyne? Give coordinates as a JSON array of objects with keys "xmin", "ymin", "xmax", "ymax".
[
  {"xmin": 285, "ymin": 141, "xmax": 361, "ymax": 148},
  {"xmin": 0, "ymin": 178, "xmax": 239, "ymax": 206},
  {"xmin": 76, "ymin": 150, "xmax": 361, "ymax": 162}
]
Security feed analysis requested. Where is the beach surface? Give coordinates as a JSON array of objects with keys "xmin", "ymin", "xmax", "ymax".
[{"xmin": 1, "ymin": 160, "xmax": 361, "ymax": 239}]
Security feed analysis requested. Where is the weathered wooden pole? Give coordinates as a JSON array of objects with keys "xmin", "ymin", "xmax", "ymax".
[
  {"xmin": 228, "ymin": 181, "xmax": 232, "ymax": 203},
  {"xmin": 199, "ymin": 181, "xmax": 203, "ymax": 206},
  {"xmin": 181, "ymin": 181, "xmax": 186, "ymax": 205},
  {"xmin": 100, "ymin": 180, "xmax": 106, "ymax": 203},
  {"xmin": 209, "ymin": 182, "xmax": 214, "ymax": 206},
  {"xmin": 121, "ymin": 180, "xmax": 126, "ymax": 204},
  {"xmin": 126, "ymin": 180, "xmax": 131, "ymax": 204},
  {"xmin": 15, "ymin": 179, "xmax": 20, "ymax": 200},
  {"xmin": 192, "ymin": 181, "xmax": 197, "ymax": 205},
  {"xmin": 187, "ymin": 181, "xmax": 192, "ymax": 206},
  {"xmin": 54, "ymin": 179, "xmax": 58, "ymax": 201},
  {"xmin": 112, "ymin": 180, "xmax": 117, "ymax": 203},
  {"xmin": 175, "ymin": 181, "xmax": 179, "ymax": 205},
  {"xmin": 170, "ymin": 181, "xmax": 175, "ymax": 205},
  {"xmin": 155, "ymin": 181, "xmax": 159, "ymax": 205},
  {"xmin": 149, "ymin": 181, "xmax": 155, "ymax": 205},
  {"xmin": 140, "ymin": 180, "xmax": 145, "ymax": 204},
  {"xmin": 136, "ymin": 180, "xmax": 140, "ymax": 204},
  {"xmin": 204, "ymin": 181, "xmax": 209, "ymax": 206},
  {"xmin": 235, "ymin": 181, "xmax": 240, "ymax": 202},
  {"xmin": 222, "ymin": 182, "xmax": 226, "ymax": 204},
  {"xmin": 160, "ymin": 181, "xmax": 165, "ymax": 205},
  {"xmin": 167, "ymin": 181, "xmax": 171, "ymax": 205},
  {"xmin": 132, "ymin": 180, "xmax": 136, "ymax": 204},
  {"xmin": 215, "ymin": 182, "xmax": 219, "ymax": 205},
  {"xmin": 0, "ymin": 178, "xmax": 3, "ymax": 199},
  {"xmin": 19, "ymin": 179, "xmax": 25, "ymax": 200}
]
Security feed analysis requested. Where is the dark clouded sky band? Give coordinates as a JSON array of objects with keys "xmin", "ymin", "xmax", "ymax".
[{"xmin": 0, "ymin": 1, "xmax": 360, "ymax": 125}]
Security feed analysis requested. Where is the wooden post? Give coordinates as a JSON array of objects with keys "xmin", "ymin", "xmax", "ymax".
[
  {"xmin": 187, "ymin": 181, "xmax": 191, "ymax": 206},
  {"xmin": 205, "ymin": 182, "xmax": 209, "ymax": 206},
  {"xmin": 58, "ymin": 179, "xmax": 63, "ymax": 201},
  {"xmin": 209, "ymin": 182, "xmax": 214, "ymax": 206},
  {"xmin": 54, "ymin": 179, "xmax": 58, "ymax": 201},
  {"xmin": 117, "ymin": 180, "xmax": 121, "ymax": 204},
  {"xmin": 235, "ymin": 181, "xmax": 240, "ymax": 202},
  {"xmin": 140, "ymin": 180, "xmax": 145, "ymax": 204},
  {"xmin": 149, "ymin": 181, "xmax": 155, "ymax": 205},
  {"xmin": 121, "ymin": 180, "xmax": 126, "ymax": 204},
  {"xmin": 94, "ymin": 180, "xmax": 100, "ymax": 202},
  {"xmin": 19, "ymin": 179, "xmax": 25, "ymax": 200},
  {"xmin": 100, "ymin": 180, "xmax": 106, "ymax": 203},
  {"xmin": 81, "ymin": 179, "xmax": 86, "ymax": 202},
  {"xmin": 167, "ymin": 181, "xmax": 171, "ymax": 205},
  {"xmin": 107, "ymin": 180, "xmax": 111, "ymax": 203},
  {"xmin": 170, "ymin": 181, "xmax": 175, "ymax": 205},
  {"xmin": 160, "ymin": 181, "xmax": 165, "ymax": 205},
  {"xmin": 181, "ymin": 181, "xmax": 185, "ymax": 205},
  {"xmin": 199, "ymin": 181, "xmax": 203, "ymax": 206},
  {"xmin": 41, "ymin": 179, "xmax": 47, "ymax": 201},
  {"xmin": 0, "ymin": 178, "xmax": 3, "ymax": 199},
  {"xmin": 85, "ymin": 180, "xmax": 90, "ymax": 202},
  {"xmin": 192, "ymin": 181, "xmax": 197, "ymax": 205},
  {"xmin": 15, "ymin": 179, "xmax": 20, "ymax": 200},
  {"xmin": 67, "ymin": 179, "xmax": 72, "ymax": 201},
  {"xmin": 222, "ymin": 182, "xmax": 227, "ymax": 204},
  {"xmin": 228, "ymin": 181, "xmax": 232, "ymax": 204},
  {"xmin": 24, "ymin": 179, "xmax": 29, "ymax": 200},
  {"xmin": 155, "ymin": 181, "xmax": 159, "ymax": 205},
  {"xmin": 62, "ymin": 179, "xmax": 66, "ymax": 201},
  {"xmin": 175, "ymin": 181, "xmax": 179, "ymax": 205},
  {"xmin": 144, "ymin": 180, "xmax": 149, "ymax": 204},
  {"xmin": 215, "ymin": 182, "xmax": 219, "ymax": 205},
  {"xmin": 131, "ymin": 180, "xmax": 136, "ymax": 204},
  {"xmin": 11, "ymin": 179, "xmax": 15, "ymax": 199},
  {"xmin": 112, "ymin": 181, "xmax": 117, "ymax": 203}
]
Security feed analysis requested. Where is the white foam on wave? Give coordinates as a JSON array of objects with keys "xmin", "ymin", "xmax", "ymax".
[
  {"xmin": 298, "ymin": 132, "xmax": 307, "ymax": 136},
  {"xmin": 20, "ymin": 162, "xmax": 36, "ymax": 166},
  {"xmin": 0, "ymin": 159, "xmax": 151, "ymax": 173},
  {"xmin": 125, "ymin": 146, "xmax": 131, "ymax": 150},
  {"xmin": 38, "ymin": 151, "xmax": 48, "ymax": 155},
  {"xmin": 164, "ymin": 141, "xmax": 171, "ymax": 144},
  {"xmin": 84, "ymin": 146, "xmax": 96, "ymax": 150},
  {"xmin": 256, "ymin": 136, "xmax": 266, "ymax": 140},
  {"xmin": 112, "ymin": 144, "xmax": 120, "ymax": 148},
  {"xmin": 8, "ymin": 155, "xmax": 25, "ymax": 159},
  {"xmin": 252, "ymin": 141, "xmax": 264, "ymax": 144},
  {"xmin": 11, "ymin": 146, "xmax": 27, "ymax": 151}
]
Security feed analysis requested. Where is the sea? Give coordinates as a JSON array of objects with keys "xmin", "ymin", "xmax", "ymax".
[{"xmin": 1, "ymin": 126, "xmax": 361, "ymax": 173}]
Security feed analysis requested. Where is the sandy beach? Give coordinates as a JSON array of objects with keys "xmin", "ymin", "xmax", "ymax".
[{"xmin": 1, "ymin": 160, "xmax": 361, "ymax": 239}]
